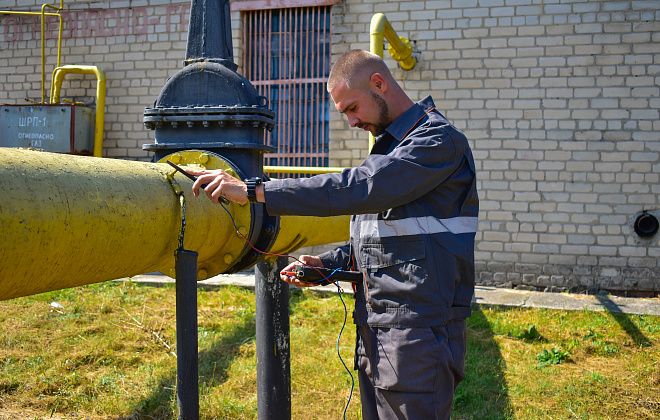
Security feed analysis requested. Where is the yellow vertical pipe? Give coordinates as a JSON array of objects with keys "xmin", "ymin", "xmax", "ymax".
[
  {"xmin": 0, "ymin": 5, "xmax": 64, "ymax": 104},
  {"xmin": 369, "ymin": 13, "xmax": 416, "ymax": 151},
  {"xmin": 51, "ymin": 65, "xmax": 106, "ymax": 157},
  {"xmin": 40, "ymin": 0, "xmax": 64, "ymax": 103}
]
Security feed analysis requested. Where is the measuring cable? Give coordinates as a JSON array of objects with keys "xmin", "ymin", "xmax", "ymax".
[
  {"xmin": 214, "ymin": 199, "xmax": 356, "ymax": 419},
  {"xmin": 167, "ymin": 159, "xmax": 356, "ymax": 419}
]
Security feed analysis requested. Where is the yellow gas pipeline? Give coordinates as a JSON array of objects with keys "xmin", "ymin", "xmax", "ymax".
[
  {"xmin": 51, "ymin": 65, "xmax": 107, "ymax": 157},
  {"xmin": 0, "ymin": 1, "xmax": 65, "ymax": 104},
  {"xmin": 368, "ymin": 13, "xmax": 417, "ymax": 152},
  {"xmin": 370, "ymin": 13, "xmax": 416, "ymax": 71},
  {"xmin": 0, "ymin": 148, "xmax": 348, "ymax": 300}
]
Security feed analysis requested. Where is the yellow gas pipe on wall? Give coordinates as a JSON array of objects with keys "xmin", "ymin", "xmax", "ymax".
[
  {"xmin": 51, "ymin": 65, "xmax": 107, "ymax": 157},
  {"xmin": 2, "ymin": 2, "xmax": 106, "ymax": 157},
  {"xmin": 368, "ymin": 13, "xmax": 417, "ymax": 151},
  {"xmin": 0, "ymin": 0, "xmax": 64, "ymax": 104},
  {"xmin": 0, "ymin": 148, "xmax": 349, "ymax": 301},
  {"xmin": 370, "ymin": 13, "xmax": 416, "ymax": 71}
]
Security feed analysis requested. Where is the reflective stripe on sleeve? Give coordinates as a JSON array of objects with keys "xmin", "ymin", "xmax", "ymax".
[{"xmin": 360, "ymin": 216, "xmax": 478, "ymax": 239}]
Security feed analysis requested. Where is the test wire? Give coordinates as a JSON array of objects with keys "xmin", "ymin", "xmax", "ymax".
[
  {"xmin": 218, "ymin": 201, "xmax": 354, "ymax": 419},
  {"xmin": 165, "ymin": 173, "xmax": 187, "ymax": 250},
  {"xmin": 334, "ymin": 279, "xmax": 355, "ymax": 420}
]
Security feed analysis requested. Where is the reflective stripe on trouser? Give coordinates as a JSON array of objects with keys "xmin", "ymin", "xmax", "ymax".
[{"xmin": 355, "ymin": 320, "xmax": 467, "ymax": 420}]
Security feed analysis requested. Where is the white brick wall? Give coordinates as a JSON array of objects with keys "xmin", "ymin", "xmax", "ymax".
[
  {"xmin": 1, "ymin": 0, "xmax": 658, "ymax": 293},
  {"xmin": 329, "ymin": 0, "xmax": 660, "ymax": 294},
  {"xmin": 0, "ymin": 0, "xmax": 194, "ymax": 159}
]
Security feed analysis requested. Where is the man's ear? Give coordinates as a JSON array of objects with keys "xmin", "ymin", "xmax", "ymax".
[{"xmin": 369, "ymin": 73, "xmax": 388, "ymax": 92}]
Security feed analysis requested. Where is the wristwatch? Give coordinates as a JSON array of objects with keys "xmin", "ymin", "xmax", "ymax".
[{"xmin": 245, "ymin": 177, "xmax": 262, "ymax": 203}]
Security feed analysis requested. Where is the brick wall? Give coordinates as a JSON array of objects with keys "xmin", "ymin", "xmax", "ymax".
[
  {"xmin": 0, "ymin": 0, "xmax": 197, "ymax": 159},
  {"xmin": 1, "ymin": 0, "xmax": 659, "ymax": 293},
  {"xmin": 329, "ymin": 0, "xmax": 660, "ymax": 294}
]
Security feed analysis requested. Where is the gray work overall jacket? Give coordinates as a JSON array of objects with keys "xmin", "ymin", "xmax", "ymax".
[{"xmin": 265, "ymin": 96, "xmax": 479, "ymax": 328}]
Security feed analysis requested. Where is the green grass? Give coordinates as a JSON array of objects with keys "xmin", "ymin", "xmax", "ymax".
[{"xmin": 1, "ymin": 282, "xmax": 659, "ymax": 419}]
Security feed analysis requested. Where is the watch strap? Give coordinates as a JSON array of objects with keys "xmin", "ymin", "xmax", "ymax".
[{"xmin": 245, "ymin": 177, "xmax": 262, "ymax": 203}]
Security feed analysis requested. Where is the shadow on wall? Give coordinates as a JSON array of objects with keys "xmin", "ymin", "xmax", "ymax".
[{"xmin": 453, "ymin": 305, "xmax": 512, "ymax": 420}]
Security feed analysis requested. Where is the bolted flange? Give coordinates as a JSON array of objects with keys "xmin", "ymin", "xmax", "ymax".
[{"xmin": 159, "ymin": 149, "xmax": 280, "ymax": 276}]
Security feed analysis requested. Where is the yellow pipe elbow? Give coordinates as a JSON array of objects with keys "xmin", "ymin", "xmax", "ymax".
[
  {"xmin": 370, "ymin": 13, "xmax": 416, "ymax": 71},
  {"xmin": 369, "ymin": 13, "xmax": 417, "ymax": 151},
  {"xmin": 51, "ymin": 65, "xmax": 106, "ymax": 157}
]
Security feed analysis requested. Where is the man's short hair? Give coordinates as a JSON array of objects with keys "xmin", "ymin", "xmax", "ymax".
[{"xmin": 327, "ymin": 49, "xmax": 394, "ymax": 93}]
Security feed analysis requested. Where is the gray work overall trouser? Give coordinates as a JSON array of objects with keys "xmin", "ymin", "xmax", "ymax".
[{"xmin": 355, "ymin": 319, "xmax": 467, "ymax": 420}]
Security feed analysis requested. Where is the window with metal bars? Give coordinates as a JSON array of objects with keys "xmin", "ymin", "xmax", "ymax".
[{"xmin": 242, "ymin": 6, "xmax": 332, "ymax": 177}]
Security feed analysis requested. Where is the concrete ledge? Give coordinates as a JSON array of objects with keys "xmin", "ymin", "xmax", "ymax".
[
  {"xmin": 473, "ymin": 286, "xmax": 660, "ymax": 316},
  {"xmin": 117, "ymin": 274, "xmax": 660, "ymax": 317},
  {"xmin": 119, "ymin": 272, "xmax": 354, "ymax": 295}
]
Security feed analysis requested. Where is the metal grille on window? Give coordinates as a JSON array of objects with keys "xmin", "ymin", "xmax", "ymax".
[{"xmin": 243, "ymin": 6, "xmax": 331, "ymax": 178}]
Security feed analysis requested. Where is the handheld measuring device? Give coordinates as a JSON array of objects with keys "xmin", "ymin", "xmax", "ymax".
[{"xmin": 282, "ymin": 266, "xmax": 363, "ymax": 286}]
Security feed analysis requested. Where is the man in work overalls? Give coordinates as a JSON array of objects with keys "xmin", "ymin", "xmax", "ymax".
[{"xmin": 187, "ymin": 49, "xmax": 479, "ymax": 420}]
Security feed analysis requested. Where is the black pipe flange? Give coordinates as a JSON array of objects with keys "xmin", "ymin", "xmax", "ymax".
[{"xmin": 634, "ymin": 212, "xmax": 659, "ymax": 239}]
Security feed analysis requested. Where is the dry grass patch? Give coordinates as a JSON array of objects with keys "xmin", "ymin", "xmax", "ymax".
[{"xmin": 1, "ymin": 284, "xmax": 659, "ymax": 419}]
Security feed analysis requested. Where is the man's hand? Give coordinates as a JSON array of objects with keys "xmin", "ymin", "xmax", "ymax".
[
  {"xmin": 280, "ymin": 255, "xmax": 324, "ymax": 288},
  {"xmin": 184, "ymin": 168, "xmax": 248, "ymax": 204}
]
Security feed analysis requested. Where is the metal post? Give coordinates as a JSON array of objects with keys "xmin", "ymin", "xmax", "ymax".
[
  {"xmin": 255, "ymin": 257, "xmax": 291, "ymax": 420},
  {"xmin": 175, "ymin": 249, "xmax": 199, "ymax": 420}
]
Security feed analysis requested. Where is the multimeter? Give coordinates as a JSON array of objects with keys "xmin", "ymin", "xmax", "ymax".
[{"xmin": 282, "ymin": 266, "xmax": 363, "ymax": 286}]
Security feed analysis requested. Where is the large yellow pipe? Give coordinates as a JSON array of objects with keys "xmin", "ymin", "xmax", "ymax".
[
  {"xmin": 0, "ymin": 148, "xmax": 348, "ymax": 300},
  {"xmin": 51, "ymin": 65, "xmax": 106, "ymax": 157},
  {"xmin": 0, "ymin": 148, "xmax": 230, "ymax": 299}
]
